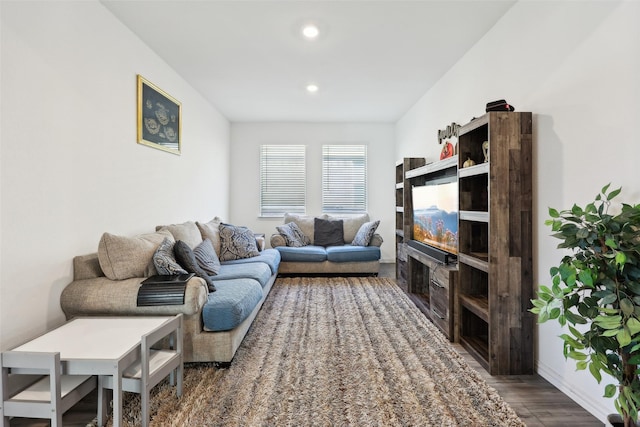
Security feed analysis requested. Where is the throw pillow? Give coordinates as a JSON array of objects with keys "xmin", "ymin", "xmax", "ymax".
[
  {"xmin": 284, "ymin": 213, "xmax": 326, "ymax": 245},
  {"xmin": 193, "ymin": 238, "xmax": 221, "ymax": 276},
  {"xmin": 313, "ymin": 218, "xmax": 344, "ymax": 247},
  {"xmin": 327, "ymin": 213, "xmax": 370, "ymax": 243},
  {"xmin": 218, "ymin": 223, "xmax": 260, "ymax": 261},
  {"xmin": 196, "ymin": 217, "xmax": 222, "ymax": 255},
  {"xmin": 98, "ymin": 230, "xmax": 173, "ymax": 280},
  {"xmin": 153, "ymin": 237, "xmax": 188, "ymax": 275},
  {"xmin": 352, "ymin": 220, "xmax": 380, "ymax": 246},
  {"xmin": 276, "ymin": 222, "xmax": 311, "ymax": 247},
  {"xmin": 173, "ymin": 240, "xmax": 216, "ymax": 292}
]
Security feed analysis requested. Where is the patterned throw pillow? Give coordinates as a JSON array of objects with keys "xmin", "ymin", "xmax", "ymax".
[
  {"xmin": 352, "ymin": 220, "xmax": 380, "ymax": 246},
  {"xmin": 173, "ymin": 240, "xmax": 216, "ymax": 292},
  {"xmin": 218, "ymin": 223, "xmax": 260, "ymax": 261},
  {"xmin": 153, "ymin": 237, "xmax": 188, "ymax": 275},
  {"xmin": 193, "ymin": 238, "xmax": 221, "ymax": 276},
  {"xmin": 276, "ymin": 222, "xmax": 311, "ymax": 247},
  {"xmin": 314, "ymin": 218, "xmax": 344, "ymax": 247}
]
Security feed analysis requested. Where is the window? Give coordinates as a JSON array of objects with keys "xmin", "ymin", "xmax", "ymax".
[
  {"xmin": 260, "ymin": 145, "xmax": 306, "ymax": 217},
  {"xmin": 322, "ymin": 144, "xmax": 367, "ymax": 213}
]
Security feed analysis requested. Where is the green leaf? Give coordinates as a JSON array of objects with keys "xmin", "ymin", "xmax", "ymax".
[
  {"xmin": 576, "ymin": 360, "xmax": 588, "ymax": 370},
  {"xmin": 617, "ymin": 328, "xmax": 632, "ymax": 346},
  {"xmin": 578, "ymin": 270, "xmax": 594, "ymax": 287},
  {"xmin": 605, "ymin": 383, "xmax": 617, "ymax": 398},
  {"xmin": 549, "ymin": 207, "xmax": 560, "ymax": 218},
  {"xmin": 628, "ymin": 317, "xmax": 640, "ymax": 336},
  {"xmin": 576, "ymin": 228, "xmax": 589, "ymax": 239},
  {"xmin": 616, "ymin": 251, "xmax": 627, "ymax": 267},
  {"xmin": 608, "ymin": 187, "xmax": 622, "ymax": 200},
  {"xmin": 621, "ymin": 298, "xmax": 635, "ymax": 316},
  {"xmin": 568, "ymin": 351, "xmax": 588, "ymax": 361},
  {"xmin": 589, "ymin": 361, "xmax": 602, "ymax": 383}
]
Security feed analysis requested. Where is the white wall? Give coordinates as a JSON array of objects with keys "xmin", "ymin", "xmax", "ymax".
[
  {"xmin": 0, "ymin": 1, "xmax": 230, "ymax": 349},
  {"xmin": 396, "ymin": 0, "xmax": 640, "ymax": 422},
  {"xmin": 229, "ymin": 122, "xmax": 396, "ymax": 262}
]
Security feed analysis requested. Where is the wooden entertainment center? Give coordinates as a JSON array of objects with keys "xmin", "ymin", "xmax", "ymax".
[{"xmin": 395, "ymin": 111, "xmax": 534, "ymax": 375}]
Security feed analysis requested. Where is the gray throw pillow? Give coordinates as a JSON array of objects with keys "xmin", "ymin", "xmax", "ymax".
[
  {"xmin": 173, "ymin": 240, "xmax": 216, "ymax": 292},
  {"xmin": 219, "ymin": 223, "xmax": 261, "ymax": 261},
  {"xmin": 276, "ymin": 222, "xmax": 311, "ymax": 247},
  {"xmin": 193, "ymin": 238, "xmax": 221, "ymax": 276},
  {"xmin": 352, "ymin": 220, "xmax": 380, "ymax": 246},
  {"xmin": 153, "ymin": 237, "xmax": 188, "ymax": 275},
  {"xmin": 313, "ymin": 218, "xmax": 344, "ymax": 247}
]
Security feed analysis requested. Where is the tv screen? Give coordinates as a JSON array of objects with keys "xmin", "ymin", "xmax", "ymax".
[{"xmin": 412, "ymin": 180, "xmax": 458, "ymax": 255}]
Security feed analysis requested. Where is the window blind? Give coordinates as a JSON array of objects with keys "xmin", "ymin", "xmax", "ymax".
[
  {"xmin": 260, "ymin": 145, "xmax": 306, "ymax": 216},
  {"xmin": 322, "ymin": 144, "xmax": 367, "ymax": 213}
]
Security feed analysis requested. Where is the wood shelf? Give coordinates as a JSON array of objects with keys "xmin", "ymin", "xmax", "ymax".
[
  {"xmin": 456, "ymin": 112, "xmax": 534, "ymax": 375},
  {"xmin": 459, "ymin": 294, "xmax": 488, "ymax": 322}
]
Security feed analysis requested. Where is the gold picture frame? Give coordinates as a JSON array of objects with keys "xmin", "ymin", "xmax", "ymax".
[{"xmin": 137, "ymin": 75, "xmax": 181, "ymax": 155}]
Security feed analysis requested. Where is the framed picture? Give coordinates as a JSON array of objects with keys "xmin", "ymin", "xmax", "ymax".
[{"xmin": 137, "ymin": 75, "xmax": 181, "ymax": 155}]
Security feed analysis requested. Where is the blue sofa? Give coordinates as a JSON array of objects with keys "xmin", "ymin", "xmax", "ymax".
[
  {"xmin": 60, "ymin": 219, "xmax": 279, "ymax": 364},
  {"xmin": 270, "ymin": 213, "xmax": 382, "ymax": 275}
]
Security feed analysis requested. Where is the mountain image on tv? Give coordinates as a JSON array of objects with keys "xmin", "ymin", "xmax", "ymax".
[{"xmin": 413, "ymin": 206, "xmax": 458, "ymax": 255}]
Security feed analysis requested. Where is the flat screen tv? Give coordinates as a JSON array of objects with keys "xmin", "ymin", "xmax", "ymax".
[{"xmin": 411, "ymin": 177, "xmax": 458, "ymax": 262}]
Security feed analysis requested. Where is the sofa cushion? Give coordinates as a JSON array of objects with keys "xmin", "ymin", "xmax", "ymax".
[
  {"xmin": 218, "ymin": 223, "xmax": 260, "ymax": 261},
  {"xmin": 98, "ymin": 230, "xmax": 172, "ymax": 280},
  {"xmin": 153, "ymin": 237, "xmax": 188, "ymax": 275},
  {"xmin": 173, "ymin": 240, "xmax": 216, "ymax": 292},
  {"xmin": 196, "ymin": 217, "xmax": 223, "ymax": 255},
  {"xmin": 276, "ymin": 222, "xmax": 311, "ymax": 247},
  {"xmin": 327, "ymin": 213, "xmax": 370, "ymax": 243},
  {"xmin": 314, "ymin": 218, "xmax": 344, "ymax": 247},
  {"xmin": 156, "ymin": 221, "xmax": 203, "ymax": 249},
  {"xmin": 284, "ymin": 213, "xmax": 327, "ymax": 245},
  {"xmin": 326, "ymin": 245, "xmax": 381, "ymax": 263},
  {"xmin": 215, "ymin": 262, "xmax": 272, "ymax": 288},
  {"xmin": 202, "ymin": 279, "xmax": 263, "ymax": 332},
  {"xmin": 352, "ymin": 220, "xmax": 380, "ymax": 246},
  {"xmin": 221, "ymin": 248, "xmax": 281, "ymax": 275},
  {"xmin": 275, "ymin": 245, "xmax": 327, "ymax": 263},
  {"xmin": 193, "ymin": 238, "xmax": 221, "ymax": 276}
]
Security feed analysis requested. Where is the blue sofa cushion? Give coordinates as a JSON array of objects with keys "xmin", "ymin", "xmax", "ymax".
[
  {"xmin": 202, "ymin": 279, "xmax": 263, "ymax": 331},
  {"xmin": 276, "ymin": 245, "xmax": 327, "ymax": 262},
  {"xmin": 215, "ymin": 262, "xmax": 272, "ymax": 288},
  {"xmin": 221, "ymin": 248, "xmax": 281, "ymax": 275},
  {"xmin": 326, "ymin": 245, "xmax": 381, "ymax": 263}
]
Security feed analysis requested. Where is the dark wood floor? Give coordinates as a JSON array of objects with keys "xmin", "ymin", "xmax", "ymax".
[
  {"xmin": 378, "ymin": 262, "xmax": 603, "ymax": 427},
  {"xmin": 11, "ymin": 263, "xmax": 603, "ymax": 426}
]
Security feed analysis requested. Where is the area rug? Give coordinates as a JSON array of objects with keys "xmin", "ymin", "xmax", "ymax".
[{"xmin": 107, "ymin": 276, "xmax": 525, "ymax": 426}]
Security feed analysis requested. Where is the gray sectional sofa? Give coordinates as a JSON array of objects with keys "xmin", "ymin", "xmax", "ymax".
[
  {"xmin": 270, "ymin": 213, "xmax": 382, "ymax": 275},
  {"xmin": 60, "ymin": 218, "xmax": 279, "ymax": 364}
]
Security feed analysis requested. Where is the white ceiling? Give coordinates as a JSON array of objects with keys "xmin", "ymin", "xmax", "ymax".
[{"xmin": 101, "ymin": 0, "xmax": 515, "ymax": 122}]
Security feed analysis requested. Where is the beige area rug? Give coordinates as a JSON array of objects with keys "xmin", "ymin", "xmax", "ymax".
[{"xmin": 107, "ymin": 276, "xmax": 525, "ymax": 426}]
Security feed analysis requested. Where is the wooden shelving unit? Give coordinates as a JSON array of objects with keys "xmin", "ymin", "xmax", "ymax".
[
  {"xmin": 456, "ymin": 112, "xmax": 534, "ymax": 375},
  {"xmin": 395, "ymin": 157, "xmax": 425, "ymax": 291}
]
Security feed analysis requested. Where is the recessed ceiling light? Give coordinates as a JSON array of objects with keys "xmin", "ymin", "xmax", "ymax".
[
  {"xmin": 302, "ymin": 24, "xmax": 319, "ymax": 40},
  {"xmin": 306, "ymin": 84, "xmax": 319, "ymax": 93}
]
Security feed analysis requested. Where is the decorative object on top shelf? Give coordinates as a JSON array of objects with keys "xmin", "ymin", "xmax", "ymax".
[
  {"xmin": 485, "ymin": 99, "xmax": 515, "ymax": 112},
  {"xmin": 482, "ymin": 141, "xmax": 489, "ymax": 163},
  {"xmin": 137, "ymin": 75, "xmax": 182, "ymax": 155},
  {"xmin": 462, "ymin": 157, "xmax": 476, "ymax": 168},
  {"xmin": 437, "ymin": 122, "xmax": 460, "ymax": 160},
  {"xmin": 531, "ymin": 184, "xmax": 640, "ymax": 427}
]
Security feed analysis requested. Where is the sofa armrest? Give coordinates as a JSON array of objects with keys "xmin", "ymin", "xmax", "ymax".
[
  {"xmin": 60, "ymin": 276, "xmax": 208, "ymax": 319},
  {"xmin": 270, "ymin": 233, "xmax": 286, "ymax": 248},
  {"xmin": 369, "ymin": 233, "xmax": 384, "ymax": 247}
]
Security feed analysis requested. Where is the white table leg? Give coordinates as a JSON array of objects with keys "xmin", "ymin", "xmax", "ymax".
[{"xmin": 112, "ymin": 369, "xmax": 122, "ymax": 427}]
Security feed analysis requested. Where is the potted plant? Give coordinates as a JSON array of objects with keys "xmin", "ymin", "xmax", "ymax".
[{"xmin": 531, "ymin": 184, "xmax": 640, "ymax": 427}]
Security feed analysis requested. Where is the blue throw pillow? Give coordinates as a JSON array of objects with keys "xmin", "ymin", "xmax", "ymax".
[{"xmin": 219, "ymin": 223, "xmax": 260, "ymax": 261}]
